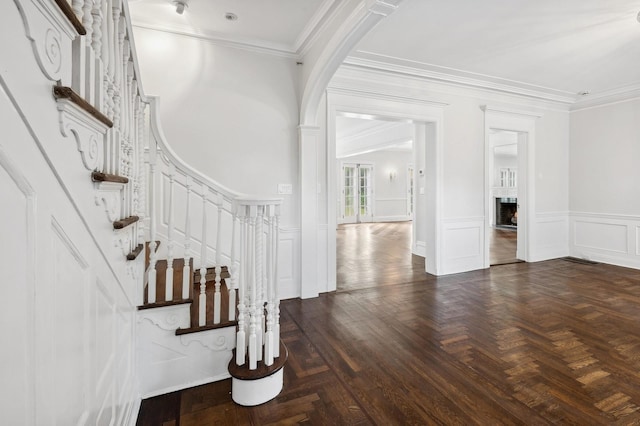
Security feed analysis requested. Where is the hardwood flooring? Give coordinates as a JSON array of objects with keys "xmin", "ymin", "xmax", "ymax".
[
  {"xmin": 490, "ymin": 227, "xmax": 520, "ymax": 265},
  {"xmin": 137, "ymin": 223, "xmax": 640, "ymax": 425}
]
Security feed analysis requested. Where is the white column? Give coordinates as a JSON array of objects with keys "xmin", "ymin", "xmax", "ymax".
[{"xmin": 299, "ymin": 125, "xmax": 320, "ymax": 299}]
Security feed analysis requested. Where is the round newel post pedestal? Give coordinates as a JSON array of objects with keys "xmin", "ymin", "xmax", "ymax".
[{"xmin": 228, "ymin": 341, "xmax": 288, "ymax": 406}]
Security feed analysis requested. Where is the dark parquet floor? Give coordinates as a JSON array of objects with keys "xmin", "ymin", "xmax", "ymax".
[{"xmin": 137, "ymin": 223, "xmax": 640, "ymax": 425}]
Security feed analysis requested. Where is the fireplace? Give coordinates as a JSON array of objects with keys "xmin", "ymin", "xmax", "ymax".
[{"xmin": 495, "ymin": 197, "xmax": 517, "ymax": 228}]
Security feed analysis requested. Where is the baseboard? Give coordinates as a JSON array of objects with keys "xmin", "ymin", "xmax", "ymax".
[
  {"xmin": 374, "ymin": 215, "xmax": 411, "ymax": 222},
  {"xmin": 141, "ymin": 372, "xmax": 231, "ymax": 399},
  {"xmin": 413, "ymin": 241, "xmax": 426, "ymax": 257}
]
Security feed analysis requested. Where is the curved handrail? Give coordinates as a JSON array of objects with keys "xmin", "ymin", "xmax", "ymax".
[{"xmin": 147, "ymin": 96, "xmax": 282, "ymax": 206}]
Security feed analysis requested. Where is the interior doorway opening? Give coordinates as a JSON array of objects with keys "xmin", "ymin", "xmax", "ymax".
[
  {"xmin": 333, "ymin": 114, "xmax": 423, "ymax": 292},
  {"xmin": 489, "ymin": 130, "xmax": 520, "ymax": 265}
]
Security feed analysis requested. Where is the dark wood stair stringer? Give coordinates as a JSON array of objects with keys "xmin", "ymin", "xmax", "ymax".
[
  {"xmin": 91, "ymin": 171, "xmax": 129, "ymax": 184},
  {"xmin": 113, "ymin": 215, "xmax": 139, "ymax": 230},
  {"xmin": 53, "ymin": 86, "xmax": 112, "ymax": 128}
]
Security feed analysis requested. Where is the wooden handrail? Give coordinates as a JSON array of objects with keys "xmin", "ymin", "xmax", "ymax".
[{"xmin": 53, "ymin": 0, "xmax": 86, "ymax": 35}]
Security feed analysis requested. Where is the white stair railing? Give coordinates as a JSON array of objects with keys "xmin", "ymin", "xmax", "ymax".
[{"xmin": 66, "ymin": 0, "xmax": 283, "ymax": 373}]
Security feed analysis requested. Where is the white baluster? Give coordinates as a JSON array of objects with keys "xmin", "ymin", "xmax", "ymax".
[
  {"xmin": 136, "ymin": 101, "xmax": 146, "ymax": 247},
  {"xmin": 72, "ymin": 0, "xmax": 83, "ymax": 19},
  {"xmin": 273, "ymin": 211, "xmax": 280, "ymax": 358},
  {"xmin": 235, "ymin": 207, "xmax": 247, "ymax": 365},
  {"xmin": 264, "ymin": 206, "xmax": 275, "ymax": 366},
  {"xmin": 182, "ymin": 176, "xmax": 192, "ymax": 300},
  {"xmin": 165, "ymin": 164, "xmax": 175, "ymax": 301},
  {"xmin": 248, "ymin": 206, "xmax": 258, "ymax": 370},
  {"xmin": 91, "ymin": 0, "xmax": 103, "ymax": 56},
  {"xmin": 82, "ymin": 0, "xmax": 94, "ymax": 45},
  {"xmin": 255, "ymin": 206, "xmax": 264, "ymax": 362},
  {"xmin": 213, "ymin": 193, "xmax": 223, "ymax": 324},
  {"xmin": 147, "ymin": 140, "xmax": 158, "ymax": 304},
  {"xmin": 199, "ymin": 185, "xmax": 208, "ymax": 327},
  {"xmin": 228, "ymin": 213, "xmax": 237, "ymax": 321}
]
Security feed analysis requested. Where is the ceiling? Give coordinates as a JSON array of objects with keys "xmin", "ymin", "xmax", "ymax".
[{"xmin": 128, "ymin": 0, "xmax": 640, "ymax": 102}]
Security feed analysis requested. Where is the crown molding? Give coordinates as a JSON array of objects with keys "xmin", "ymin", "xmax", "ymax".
[
  {"xmin": 570, "ymin": 84, "xmax": 640, "ymax": 111},
  {"xmin": 131, "ymin": 23, "xmax": 300, "ymax": 59},
  {"xmin": 345, "ymin": 51, "xmax": 578, "ymax": 105}
]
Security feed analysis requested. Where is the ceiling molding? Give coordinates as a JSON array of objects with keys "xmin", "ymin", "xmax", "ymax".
[
  {"xmin": 570, "ymin": 84, "xmax": 640, "ymax": 112},
  {"xmin": 345, "ymin": 52, "xmax": 578, "ymax": 105},
  {"xmin": 338, "ymin": 136, "xmax": 413, "ymax": 158},
  {"xmin": 131, "ymin": 23, "xmax": 300, "ymax": 59},
  {"xmin": 327, "ymin": 86, "xmax": 450, "ymax": 109}
]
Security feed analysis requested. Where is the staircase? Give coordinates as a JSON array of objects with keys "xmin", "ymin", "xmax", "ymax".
[{"xmin": 44, "ymin": 0, "xmax": 287, "ymax": 408}]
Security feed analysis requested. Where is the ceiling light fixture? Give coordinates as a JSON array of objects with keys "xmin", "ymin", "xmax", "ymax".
[
  {"xmin": 174, "ymin": 0, "xmax": 188, "ymax": 15},
  {"xmin": 225, "ymin": 12, "xmax": 238, "ymax": 21}
]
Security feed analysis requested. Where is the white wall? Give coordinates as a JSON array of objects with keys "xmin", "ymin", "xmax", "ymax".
[
  {"xmin": 569, "ymin": 98, "xmax": 640, "ymax": 268},
  {"xmin": 337, "ymin": 149, "xmax": 413, "ymax": 222},
  {"xmin": 133, "ymin": 27, "xmax": 301, "ymax": 229},
  {"xmin": 1, "ymin": 2, "xmax": 140, "ymax": 423}
]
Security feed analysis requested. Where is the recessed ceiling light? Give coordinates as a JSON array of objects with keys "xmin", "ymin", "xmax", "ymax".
[
  {"xmin": 578, "ymin": 90, "xmax": 590, "ymax": 96},
  {"xmin": 225, "ymin": 12, "xmax": 238, "ymax": 21}
]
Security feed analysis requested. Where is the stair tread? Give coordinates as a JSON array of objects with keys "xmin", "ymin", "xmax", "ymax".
[
  {"xmin": 175, "ymin": 320, "xmax": 237, "ymax": 335},
  {"xmin": 138, "ymin": 298, "xmax": 192, "ymax": 310}
]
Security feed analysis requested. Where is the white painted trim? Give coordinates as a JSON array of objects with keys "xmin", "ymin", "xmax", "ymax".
[
  {"xmin": 570, "ymin": 211, "xmax": 640, "ymax": 221},
  {"xmin": 345, "ymin": 53, "xmax": 577, "ymax": 104},
  {"xmin": 570, "ymin": 84, "xmax": 640, "ymax": 111},
  {"xmin": 294, "ymin": 0, "xmax": 339, "ymax": 55},
  {"xmin": 482, "ymin": 105, "xmax": 539, "ymax": 268},
  {"xmin": 413, "ymin": 240, "xmax": 426, "ymax": 257},
  {"xmin": 132, "ymin": 24, "xmax": 299, "ymax": 59}
]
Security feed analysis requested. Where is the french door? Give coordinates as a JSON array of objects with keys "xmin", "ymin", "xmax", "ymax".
[{"xmin": 341, "ymin": 163, "xmax": 373, "ymax": 223}]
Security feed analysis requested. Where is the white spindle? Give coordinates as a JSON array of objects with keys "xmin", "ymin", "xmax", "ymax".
[
  {"xmin": 82, "ymin": 0, "xmax": 94, "ymax": 45},
  {"xmin": 147, "ymin": 140, "xmax": 158, "ymax": 304},
  {"xmin": 273, "ymin": 212, "xmax": 280, "ymax": 358},
  {"xmin": 91, "ymin": 0, "xmax": 103, "ymax": 56},
  {"xmin": 72, "ymin": 0, "xmax": 82, "ymax": 19},
  {"xmin": 198, "ymin": 185, "xmax": 208, "ymax": 327},
  {"xmin": 165, "ymin": 164, "xmax": 175, "ymax": 301},
  {"xmin": 264, "ymin": 207, "xmax": 275, "ymax": 366},
  {"xmin": 213, "ymin": 194, "xmax": 223, "ymax": 324},
  {"xmin": 255, "ymin": 207, "xmax": 264, "ymax": 362},
  {"xmin": 228, "ymin": 213, "xmax": 237, "ymax": 321},
  {"xmin": 248, "ymin": 207, "xmax": 258, "ymax": 370},
  {"xmin": 182, "ymin": 176, "xmax": 192, "ymax": 300},
  {"xmin": 235, "ymin": 208, "xmax": 247, "ymax": 365}
]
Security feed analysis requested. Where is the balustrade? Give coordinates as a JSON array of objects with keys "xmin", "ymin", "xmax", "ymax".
[{"xmin": 63, "ymin": 0, "xmax": 283, "ymax": 371}]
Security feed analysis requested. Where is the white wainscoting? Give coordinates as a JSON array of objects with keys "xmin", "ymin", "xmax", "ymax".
[
  {"xmin": 530, "ymin": 212, "xmax": 569, "ymax": 262},
  {"xmin": 570, "ymin": 212, "xmax": 640, "ymax": 269},
  {"xmin": 441, "ymin": 217, "xmax": 485, "ymax": 275},
  {"xmin": 279, "ymin": 227, "xmax": 301, "ymax": 300},
  {"xmin": 375, "ymin": 198, "xmax": 411, "ymax": 222}
]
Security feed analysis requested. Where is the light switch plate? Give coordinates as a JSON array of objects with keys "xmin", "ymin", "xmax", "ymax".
[{"xmin": 277, "ymin": 183, "xmax": 293, "ymax": 195}]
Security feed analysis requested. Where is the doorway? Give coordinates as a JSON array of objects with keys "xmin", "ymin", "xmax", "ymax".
[
  {"xmin": 489, "ymin": 131, "xmax": 520, "ymax": 265},
  {"xmin": 340, "ymin": 163, "xmax": 373, "ymax": 224},
  {"xmin": 483, "ymin": 106, "xmax": 539, "ymax": 268}
]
